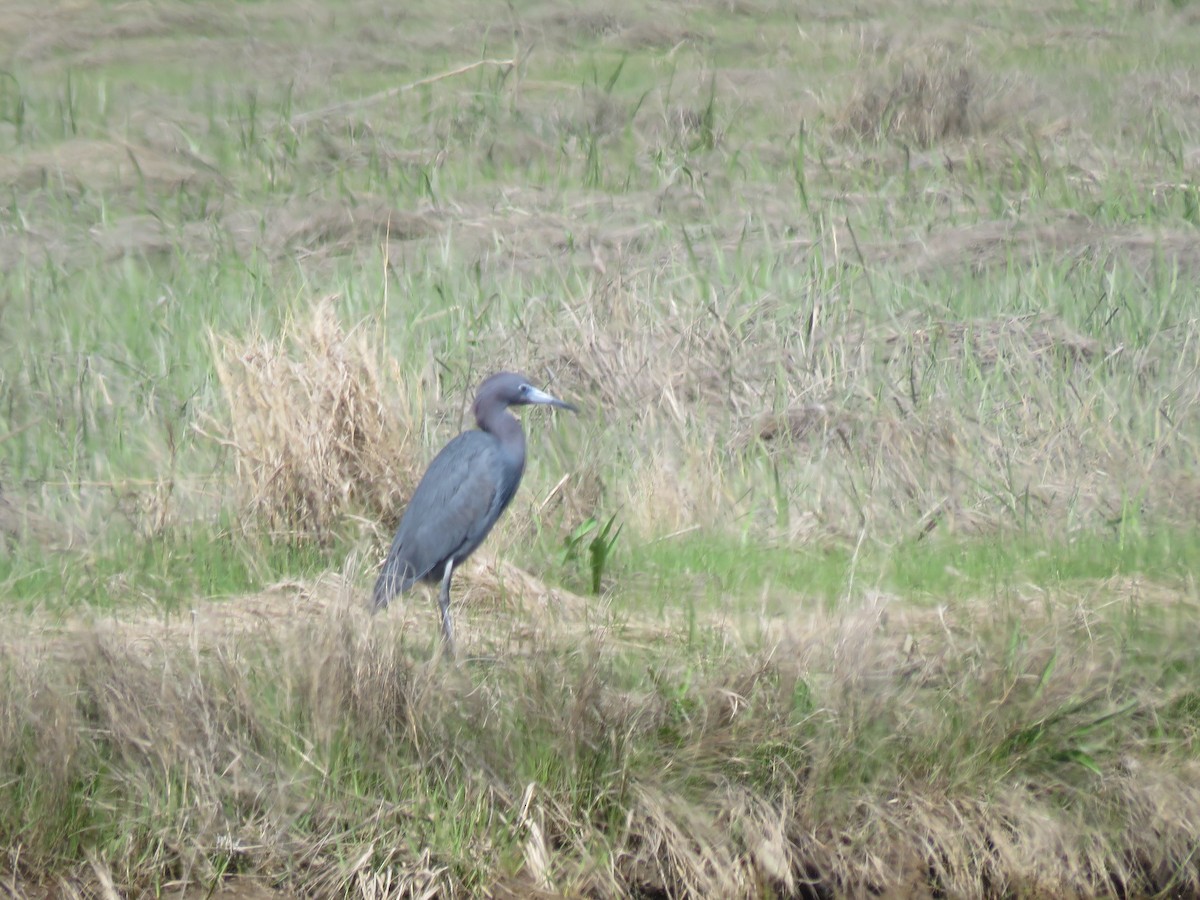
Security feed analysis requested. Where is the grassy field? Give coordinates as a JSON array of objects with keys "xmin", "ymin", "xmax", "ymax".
[{"xmin": 3, "ymin": 0, "xmax": 1200, "ymax": 896}]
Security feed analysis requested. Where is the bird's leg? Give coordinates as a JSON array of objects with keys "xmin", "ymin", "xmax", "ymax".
[{"xmin": 437, "ymin": 560, "xmax": 457, "ymax": 659}]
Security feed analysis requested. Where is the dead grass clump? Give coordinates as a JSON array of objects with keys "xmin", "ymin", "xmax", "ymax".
[
  {"xmin": 738, "ymin": 402, "xmax": 855, "ymax": 449},
  {"xmin": 224, "ymin": 196, "xmax": 438, "ymax": 262},
  {"xmin": 205, "ymin": 299, "xmax": 417, "ymax": 541},
  {"xmin": 269, "ymin": 197, "xmax": 435, "ymax": 253},
  {"xmin": 613, "ymin": 20, "xmax": 702, "ymax": 51},
  {"xmin": 568, "ymin": 88, "xmax": 629, "ymax": 141},
  {"xmin": 737, "ymin": 302, "xmax": 1173, "ymax": 539},
  {"xmin": 883, "ymin": 312, "xmax": 1100, "ymax": 372},
  {"xmin": 620, "ymin": 784, "xmax": 748, "ymax": 896},
  {"xmin": 0, "ymin": 604, "xmax": 442, "ymax": 896},
  {"xmin": 0, "ymin": 489, "xmax": 79, "ymax": 550},
  {"xmin": 621, "ymin": 441, "xmax": 733, "ymax": 534},
  {"xmin": 876, "ymin": 212, "xmax": 1200, "ymax": 281},
  {"xmin": 531, "ymin": 8, "xmax": 623, "ymax": 42},
  {"xmin": 0, "ymin": 229, "xmax": 69, "ymax": 274},
  {"xmin": 745, "ymin": 587, "xmax": 1200, "ymax": 897},
  {"xmin": 840, "ymin": 45, "xmax": 1022, "ymax": 147},
  {"xmin": 90, "ymin": 214, "xmax": 222, "ymax": 263},
  {"xmin": 14, "ymin": 1, "xmax": 233, "ymax": 62},
  {"xmin": 0, "ymin": 139, "xmax": 220, "ymax": 197}
]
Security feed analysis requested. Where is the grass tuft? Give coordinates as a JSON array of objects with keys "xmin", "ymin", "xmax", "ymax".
[
  {"xmin": 205, "ymin": 299, "xmax": 417, "ymax": 543},
  {"xmin": 840, "ymin": 43, "xmax": 1026, "ymax": 148}
]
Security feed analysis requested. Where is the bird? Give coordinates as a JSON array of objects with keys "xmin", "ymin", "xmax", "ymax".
[{"xmin": 371, "ymin": 372, "xmax": 577, "ymax": 657}]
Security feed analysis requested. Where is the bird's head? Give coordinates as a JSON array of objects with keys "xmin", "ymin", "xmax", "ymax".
[{"xmin": 473, "ymin": 372, "xmax": 577, "ymax": 421}]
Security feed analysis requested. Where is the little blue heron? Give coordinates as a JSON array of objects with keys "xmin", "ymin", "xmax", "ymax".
[{"xmin": 371, "ymin": 372, "xmax": 576, "ymax": 656}]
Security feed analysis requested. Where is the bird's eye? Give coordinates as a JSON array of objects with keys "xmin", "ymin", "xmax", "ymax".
[{"xmin": 520, "ymin": 384, "xmax": 532, "ymax": 395}]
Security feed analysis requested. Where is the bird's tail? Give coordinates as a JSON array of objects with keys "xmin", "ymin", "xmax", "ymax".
[{"xmin": 371, "ymin": 556, "xmax": 413, "ymax": 612}]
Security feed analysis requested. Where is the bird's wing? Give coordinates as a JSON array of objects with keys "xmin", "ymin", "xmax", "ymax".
[{"xmin": 372, "ymin": 433, "xmax": 500, "ymax": 610}]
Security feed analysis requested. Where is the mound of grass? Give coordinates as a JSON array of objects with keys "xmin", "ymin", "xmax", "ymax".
[
  {"xmin": 839, "ymin": 42, "xmax": 1029, "ymax": 148},
  {"xmin": 206, "ymin": 299, "xmax": 419, "ymax": 543}
]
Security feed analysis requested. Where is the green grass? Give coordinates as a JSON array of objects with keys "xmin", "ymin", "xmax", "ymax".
[
  {"xmin": 0, "ymin": 525, "xmax": 339, "ymax": 613},
  {"xmin": 610, "ymin": 525, "xmax": 1200, "ymax": 617}
]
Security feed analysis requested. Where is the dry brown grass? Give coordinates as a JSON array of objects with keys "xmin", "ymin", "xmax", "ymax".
[
  {"xmin": 0, "ymin": 137, "xmax": 227, "ymax": 268},
  {"xmin": 224, "ymin": 197, "xmax": 440, "ymax": 263},
  {"xmin": 876, "ymin": 212, "xmax": 1200, "ymax": 280},
  {"xmin": 840, "ymin": 42, "xmax": 1028, "ymax": 148},
  {"xmin": 0, "ymin": 138, "xmax": 221, "ymax": 195},
  {"xmin": 520, "ymin": 267, "xmax": 1199, "ymax": 542},
  {"xmin": 3, "ymin": 576, "xmax": 1200, "ymax": 898},
  {"xmin": 203, "ymin": 299, "xmax": 418, "ymax": 542},
  {"xmin": 0, "ymin": 489, "xmax": 79, "ymax": 550},
  {"xmin": 10, "ymin": 1, "xmax": 235, "ymax": 63}
]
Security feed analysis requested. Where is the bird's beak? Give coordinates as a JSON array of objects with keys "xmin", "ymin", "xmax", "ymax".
[{"xmin": 526, "ymin": 386, "xmax": 578, "ymax": 413}]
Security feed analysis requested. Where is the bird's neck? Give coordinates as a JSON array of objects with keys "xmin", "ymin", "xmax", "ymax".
[{"xmin": 478, "ymin": 407, "xmax": 526, "ymax": 461}]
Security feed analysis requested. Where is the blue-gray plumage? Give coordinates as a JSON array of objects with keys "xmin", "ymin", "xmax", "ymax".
[{"xmin": 372, "ymin": 372, "xmax": 576, "ymax": 656}]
